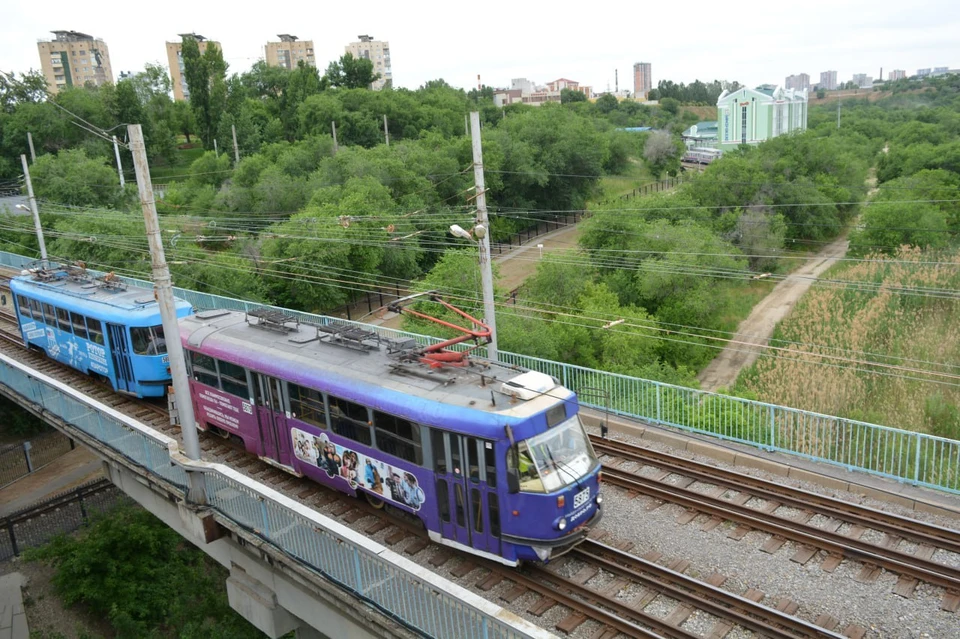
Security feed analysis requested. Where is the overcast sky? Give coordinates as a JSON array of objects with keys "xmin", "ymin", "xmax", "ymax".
[{"xmin": 2, "ymin": 0, "xmax": 958, "ymax": 93}]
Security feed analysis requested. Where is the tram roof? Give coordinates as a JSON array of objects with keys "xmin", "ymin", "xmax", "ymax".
[
  {"xmin": 180, "ymin": 310, "xmax": 574, "ymax": 428},
  {"xmin": 11, "ymin": 273, "xmax": 192, "ymax": 320}
]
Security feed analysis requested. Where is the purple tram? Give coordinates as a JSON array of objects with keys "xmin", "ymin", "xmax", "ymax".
[{"xmin": 178, "ymin": 306, "xmax": 602, "ymax": 565}]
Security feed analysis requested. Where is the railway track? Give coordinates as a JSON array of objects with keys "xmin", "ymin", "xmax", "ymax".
[
  {"xmin": 0, "ymin": 310, "xmax": 869, "ymax": 638},
  {"xmin": 591, "ymin": 435, "xmax": 960, "ymax": 611}
]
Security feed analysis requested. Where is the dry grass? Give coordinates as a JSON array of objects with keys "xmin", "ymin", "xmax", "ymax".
[{"xmin": 739, "ymin": 246, "xmax": 960, "ymax": 434}]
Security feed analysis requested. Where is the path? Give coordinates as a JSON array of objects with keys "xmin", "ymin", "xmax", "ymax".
[
  {"xmin": 371, "ymin": 223, "xmax": 583, "ymax": 331},
  {"xmin": 0, "ymin": 446, "xmax": 103, "ymax": 517},
  {"xmin": 696, "ymin": 234, "xmax": 850, "ymax": 392}
]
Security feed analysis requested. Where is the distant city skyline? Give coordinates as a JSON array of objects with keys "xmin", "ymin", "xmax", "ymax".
[{"xmin": 3, "ymin": 0, "xmax": 957, "ymax": 94}]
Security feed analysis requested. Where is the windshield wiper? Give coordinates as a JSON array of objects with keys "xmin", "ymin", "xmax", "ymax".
[{"xmin": 547, "ymin": 448, "xmax": 582, "ymax": 489}]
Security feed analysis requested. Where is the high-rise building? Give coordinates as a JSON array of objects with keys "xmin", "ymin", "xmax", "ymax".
[
  {"xmin": 851, "ymin": 73, "xmax": 872, "ymax": 88},
  {"xmin": 166, "ymin": 34, "xmax": 222, "ymax": 101},
  {"xmin": 917, "ymin": 68, "xmax": 931, "ymax": 77},
  {"xmin": 889, "ymin": 69, "xmax": 907, "ymax": 81},
  {"xmin": 36, "ymin": 31, "xmax": 113, "ymax": 95},
  {"xmin": 818, "ymin": 70, "xmax": 837, "ymax": 91},
  {"xmin": 785, "ymin": 73, "xmax": 810, "ymax": 91},
  {"xmin": 345, "ymin": 35, "xmax": 391, "ymax": 90},
  {"xmin": 633, "ymin": 62, "xmax": 652, "ymax": 99},
  {"xmin": 933, "ymin": 66, "xmax": 949, "ymax": 76},
  {"xmin": 265, "ymin": 34, "xmax": 315, "ymax": 69}
]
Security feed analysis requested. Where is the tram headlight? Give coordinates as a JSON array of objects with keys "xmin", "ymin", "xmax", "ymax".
[
  {"xmin": 596, "ymin": 493, "xmax": 603, "ymax": 505},
  {"xmin": 557, "ymin": 517, "xmax": 568, "ymax": 531}
]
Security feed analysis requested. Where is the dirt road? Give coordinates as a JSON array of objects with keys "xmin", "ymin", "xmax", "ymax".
[{"xmin": 696, "ymin": 235, "xmax": 850, "ymax": 392}]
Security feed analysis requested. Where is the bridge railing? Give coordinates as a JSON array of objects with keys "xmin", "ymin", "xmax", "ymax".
[
  {"xmin": 1, "ymin": 249, "xmax": 957, "ymax": 494},
  {"xmin": 0, "ymin": 351, "xmax": 551, "ymax": 639}
]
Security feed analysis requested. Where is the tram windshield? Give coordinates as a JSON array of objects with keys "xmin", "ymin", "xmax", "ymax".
[{"xmin": 512, "ymin": 416, "xmax": 598, "ymax": 493}]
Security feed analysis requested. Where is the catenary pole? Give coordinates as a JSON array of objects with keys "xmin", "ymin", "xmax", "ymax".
[
  {"xmin": 20, "ymin": 155, "xmax": 47, "ymax": 264},
  {"xmin": 112, "ymin": 136, "xmax": 125, "ymax": 188},
  {"xmin": 231, "ymin": 124, "xmax": 240, "ymax": 164},
  {"xmin": 27, "ymin": 132, "xmax": 36, "ymax": 163},
  {"xmin": 469, "ymin": 111, "xmax": 498, "ymax": 361},
  {"xmin": 127, "ymin": 124, "xmax": 206, "ymax": 502},
  {"xmin": 383, "ymin": 114, "xmax": 389, "ymax": 146},
  {"xmin": 331, "ymin": 121, "xmax": 338, "ymax": 155}
]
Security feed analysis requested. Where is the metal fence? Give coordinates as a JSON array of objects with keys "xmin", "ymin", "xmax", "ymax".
[
  {"xmin": 1, "ymin": 248, "xmax": 957, "ymax": 494},
  {"xmin": 0, "ymin": 478, "xmax": 126, "ymax": 561},
  {"xmin": 0, "ymin": 430, "xmax": 74, "ymax": 489},
  {"xmin": 0, "ymin": 351, "xmax": 549, "ymax": 639}
]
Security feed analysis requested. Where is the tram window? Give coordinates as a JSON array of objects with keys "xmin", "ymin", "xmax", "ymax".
[
  {"xmin": 489, "ymin": 494, "xmax": 500, "ymax": 537},
  {"xmin": 131, "ymin": 325, "xmax": 166, "ymax": 355},
  {"xmin": 373, "ymin": 411, "xmax": 422, "ymax": 465},
  {"xmin": 288, "ymin": 383, "xmax": 326, "ymax": 428},
  {"xmin": 218, "ymin": 360, "xmax": 249, "ymax": 399},
  {"xmin": 484, "ymin": 442, "xmax": 497, "ymax": 488},
  {"xmin": 29, "ymin": 299, "xmax": 43, "ymax": 322},
  {"xmin": 16, "ymin": 296, "xmax": 30, "ymax": 319},
  {"xmin": 546, "ymin": 403, "xmax": 566, "ymax": 427},
  {"xmin": 454, "ymin": 484, "xmax": 466, "ymax": 527},
  {"xmin": 436, "ymin": 479, "xmax": 450, "ymax": 523},
  {"xmin": 71, "ymin": 313, "xmax": 88, "ymax": 340},
  {"xmin": 467, "ymin": 437, "xmax": 480, "ymax": 483},
  {"xmin": 432, "ymin": 430, "xmax": 447, "ymax": 473},
  {"xmin": 56, "ymin": 308, "xmax": 72, "ymax": 333},
  {"xmin": 450, "ymin": 435, "xmax": 462, "ymax": 476},
  {"xmin": 328, "ymin": 396, "xmax": 372, "ymax": 446},
  {"xmin": 87, "ymin": 319, "xmax": 104, "ymax": 345},
  {"xmin": 190, "ymin": 351, "xmax": 219, "ymax": 388},
  {"xmin": 43, "ymin": 304, "xmax": 56, "ymax": 326},
  {"xmin": 471, "ymin": 488, "xmax": 483, "ymax": 534}
]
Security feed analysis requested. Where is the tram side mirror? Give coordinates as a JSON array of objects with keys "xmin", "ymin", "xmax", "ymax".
[{"xmin": 507, "ymin": 468, "xmax": 520, "ymax": 494}]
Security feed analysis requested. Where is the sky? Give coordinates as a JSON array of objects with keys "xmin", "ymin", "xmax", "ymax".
[{"xmin": 2, "ymin": 0, "xmax": 958, "ymax": 93}]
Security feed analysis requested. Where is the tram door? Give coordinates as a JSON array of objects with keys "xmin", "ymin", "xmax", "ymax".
[
  {"xmin": 252, "ymin": 374, "xmax": 292, "ymax": 468},
  {"xmin": 433, "ymin": 431, "xmax": 500, "ymax": 555},
  {"xmin": 106, "ymin": 323, "xmax": 135, "ymax": 393}
]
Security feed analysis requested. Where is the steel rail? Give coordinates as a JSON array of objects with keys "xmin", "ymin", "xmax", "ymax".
[
  {"xmin": 577, "ymin": 540, "xmax": 844, "ymax": 639},
  {"xmin": 592, "ymin": 436, "xmax": 960, "ymax": 554},
  {"xmin": 601, "ymin": 464, "xmax": 960, "ymax": 591}
]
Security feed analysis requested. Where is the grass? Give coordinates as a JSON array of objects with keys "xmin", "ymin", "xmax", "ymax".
[
  {"xmin": 596, "ymin": 159, "xmax": 656, "ymax": 202},
  {"xmin": 149, "ymin": 145, "xmax": 206, "ymax": 183},
  {"xmin": 735, "ymin": 245, "xmax": 960, "ymax": 435}
]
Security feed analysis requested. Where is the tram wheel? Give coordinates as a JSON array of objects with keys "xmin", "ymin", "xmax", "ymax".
[{"xmin": 365, "ymin": 492, "xmax": 386, "ymax": 509}]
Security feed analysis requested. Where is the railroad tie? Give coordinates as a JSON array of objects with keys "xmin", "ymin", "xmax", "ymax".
[
  {"xmin": 364, "ymin": 519, "xmax": 391, "ymax": 535},
  {"xmin": 451, "ymin": 560, "xmax": 477, "ymax": 578},
  {"xmin": 476, "ymin": 572, "xmax": 503, "ymax": 591},
  {"xmin": 526, "ymin": 596, "xmax": 556, "ymax": 617},
  {"xmin": 705, "ymin": 620, "xmax": 734, "ymax": 639},
  {"xmin": 842, "ymin": 624, "xmax": 867, "ymax": 639},
  {"xmin": 820, "ymin": 554, "xmax": 843, "ymax": 572},
  {"xmin": 499, "ymin": 583, "xmax": 527, "ymax": 603},
  {"xmin": 775, "ymin": 597, "xmax": 799, "ymax": 615},
  {"xmin": 853, "ymin": 564, "xmax": 883, "ymax": 584},
  {"xmin": 892, "ymin": 575, "xmax": 919, "ymax": 599},
  {"xmin": 587, "ymin": 626, "xmax": 619, "ymax": 639},
  {"xmin": 939, "ymin": 591, "xmax": 960, "ymax": 613},
  {"xmin": 814, "ymin": 613, "xmax": 840, "ymax": 630},
  {"xmin": 402, "ymin": 538, "xmax": 429, "ymax": 555},
  {"xmin": 428, "ymin": 550, "xmax": 454, "ymax": 567},
  {"xmin": 665, "ymin": 604, "xmax": 694, "ymax": 627},
  {"xmin": 790, "ymin": 545, "xmax": 818, "ymax": 564},
  {"xmin": 760, "ymin": 536, "xmax": 787, "ymax": 554},
  {"xmin": 555, "ymin": 612, "xmax": 587, "ymax": 634}
]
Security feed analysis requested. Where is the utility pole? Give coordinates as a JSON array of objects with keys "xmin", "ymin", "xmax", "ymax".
[
  {"xmin": 112, "ymin": 136, "xmax": 125, "ymax": 188},
  {"xmin": 26, "ymin": 132, "xmax": 36, "ymax": 163},
  {"xmin": 213, "ymin": 139, "xmax": 218, "ymax": 158},
  {"xmin": 20, "ymin": 155, "xmax": 47, "ymax": 264},
  {"xmin": 837, "ymin": 97, "xmax": 841, "ymax": 129},
  {"xmin": 464, "ymin": 114, "xmax": 469, "ymax": 136},
  {"xmin": 231, "ymin": 124, "xmax": 240, "ymax": 164},
  {"xmin": 383, "ymin": 114, "xmax": 389, "ymax": 147},
  {"xmin": 331, "ymin": 121, "xmax": 338, "ymax": 155},
  {"xmin": 469, "ymin": 111, "xmax": 498, "ymax": 362},
  {"xmin": 127, "ymin": 124, "xmax": 205, "ymax": 503}
]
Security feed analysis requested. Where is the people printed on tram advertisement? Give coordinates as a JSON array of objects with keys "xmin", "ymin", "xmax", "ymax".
[{"xmin": 292, "ymin": 428, "xmax": 425, "ymax": 510}]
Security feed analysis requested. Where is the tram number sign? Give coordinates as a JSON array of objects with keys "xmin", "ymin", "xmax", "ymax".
[{"xmin": 573, "ymin": 487, "xmax": 590, "ymax": 509}]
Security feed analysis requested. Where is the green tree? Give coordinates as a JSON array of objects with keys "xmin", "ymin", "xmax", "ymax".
[
  {"xmin": 659, "ymin": 97, "xmax": 680, "ymax": 115},
  {"xmin": 642, "ymin": 130, "xmax": 682, "ymax": 178},
  {"xmin": 182, "ymin": 36, "xmax": 228, "ymax": 148},
  {"xmin": 30, "ymin": 149, "xmax": 123, "ymax": 208},
  {"xmin": 595, "ymin": 93, "xmax": 618, "ymax": 114},
  {"xmin": 561, "ymin": 88, "xmax": 587, "ymax": 104},
  {"xmin": 325, "ymin": 53, "xmax": 381, "ymax": 89}
]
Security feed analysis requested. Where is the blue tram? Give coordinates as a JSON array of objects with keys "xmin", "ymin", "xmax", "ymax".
[
  {"xmin": 179, "ymin": 306, "xmax": 603, "ymax": 565},
  {"xmin": 10, "ymin": 264, "xmax": 192, "ymax": 398}
]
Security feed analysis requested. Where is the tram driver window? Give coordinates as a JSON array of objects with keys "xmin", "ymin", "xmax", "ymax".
[
  {"xmin": 328, "ymin": 396, "xmax": 372, "ymax": 446},
  {"xmin": 131, "ymin": 326, "xmax": 166, "ymax": 355}
]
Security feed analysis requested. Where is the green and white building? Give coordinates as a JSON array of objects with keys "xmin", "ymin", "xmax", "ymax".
[{"xmin": 716, "ymin": 85, "xmax": 807, "ymax": 151}]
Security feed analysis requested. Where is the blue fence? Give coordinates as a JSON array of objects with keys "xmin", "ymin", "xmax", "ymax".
[
  {"xmin": 0, "ymin": 352, "xmax": 549, "ymax": 639},
  {"xmin": 1, "ymin": 249, "xmax": 957, "ymax": 494}
]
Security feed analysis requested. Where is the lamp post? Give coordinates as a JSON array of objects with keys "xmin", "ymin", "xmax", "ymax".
[{"xmin": 449, "ymin": 223, "xmax": 497, "ymax": 361}]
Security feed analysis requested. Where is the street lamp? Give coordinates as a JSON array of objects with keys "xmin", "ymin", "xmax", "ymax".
[{"xmin": 449, "ymin": 222, "xmax": 497, "ymax": 361}]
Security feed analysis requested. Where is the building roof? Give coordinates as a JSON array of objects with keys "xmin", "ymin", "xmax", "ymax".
[{"xmin": 682, "ymin": 121, "xmax": 718, "ymax": 138}]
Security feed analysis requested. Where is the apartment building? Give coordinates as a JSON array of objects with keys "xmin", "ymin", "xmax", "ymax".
[
  {"xmin": 166, "ymin": 34, "xmax": 222, "ymax": 101},
  {"xmin": 818, "ymin": 70, "xmax": 837, "ymax": 90},
  {"xmin": 633, "ymin": 62, "xmax": 652, "ymax": 99},
  {"xmin": 851, "ymin": 73, "xmax": 873, "ymax": 88},
  {"xmin": 888, "ymin": 69, "xmax": 907, "ymax": 81},
  {"xmin": 266, "ymin": 34, "xmax": 315, "ymax": 69},
  {"xmin": 36, "ymin": 31, "xmax": 113, "ymax": 94},
  {"xmin": 345, "ymin": 35, "xmax": 391, "ymax": 90},
  {"xmin": 785, "ymin": 73, "xmax": 810, "ymax": 91}
]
